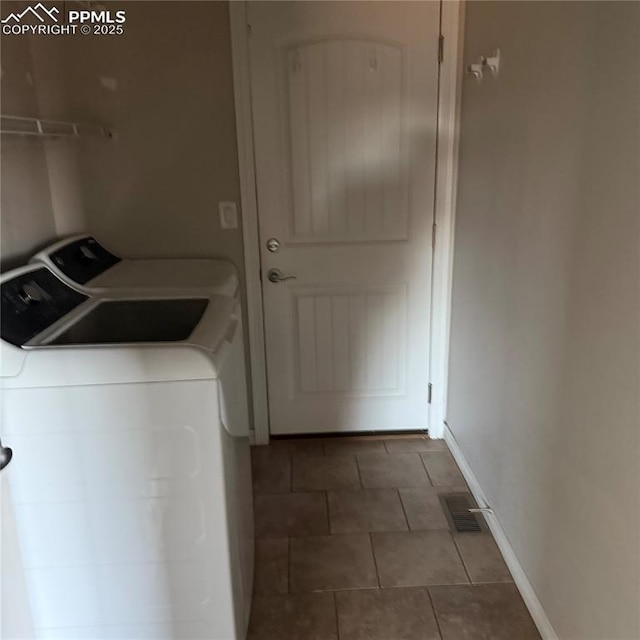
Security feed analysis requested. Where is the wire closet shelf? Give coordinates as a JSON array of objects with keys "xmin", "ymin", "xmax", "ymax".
[{"xmin": 0, "ymin": 115, "xmax": 113, "ymax": 139}]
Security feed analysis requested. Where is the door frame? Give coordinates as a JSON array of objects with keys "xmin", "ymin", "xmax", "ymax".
[{"xmin": 230, "ymin": 0, "xmax": 465, "ymax": 445}]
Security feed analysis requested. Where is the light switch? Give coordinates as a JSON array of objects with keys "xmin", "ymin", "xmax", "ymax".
[{"xmin": 219, "ymin": 201, "xmax": 238, "ymax": 229}]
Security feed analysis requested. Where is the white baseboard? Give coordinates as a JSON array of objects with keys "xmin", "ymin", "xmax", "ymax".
[{"xmin": 443, "ymin": 424, "xmax": 559, "ymax": 640}]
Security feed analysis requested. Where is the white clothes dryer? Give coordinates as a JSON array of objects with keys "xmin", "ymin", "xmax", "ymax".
[
  {"xmin": 0, "ymin": 265, "xmax": 253, "ymax": 640},
  {"xmin": 31, "ymin": 235, "xmax": 239, "ymax": 299}
]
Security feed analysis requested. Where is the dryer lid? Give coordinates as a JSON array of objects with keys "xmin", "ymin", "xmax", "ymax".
[
  {"xmin": 89, "ymin": 258, "xmax": 239, "ymax": 297},
  {"xmin": 32, "ymin": 235, "xmax": 239, "ymax": 298}
]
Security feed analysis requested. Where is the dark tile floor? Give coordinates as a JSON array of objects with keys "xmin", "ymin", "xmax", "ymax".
[{"xmin": 248, "ymin": 435, "xmax": 541, "ymax": 640}]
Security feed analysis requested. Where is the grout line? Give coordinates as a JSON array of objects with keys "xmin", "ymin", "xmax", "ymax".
[
  {"xmin": 254, "ymin": 487, "xmax": 299, "ymax": 497},
  {"xmin": 419, "ymin": 452, "xmax": 436, "ymax": 487},
  {"xmin": 354, "ymin": 455, "xmax": 364, "ymax": 489},
  {"xmin": 396, "ymin": 487, "xmax": 412, "ymax": 531},
  {"xmin": 426, "ymin": 586, "xmax": 445, "ymax": 640},
  {"xmin": 288, "ymin": 449, "xmax": 294, "ymax": 493},
  {"xmin": 369, "ymin": 532, "xmax": 382, "ymax": 588},
  {"xmin": 262, "ymin": 531, "xmax": 344, "ymax": 540},
  {"xmin": 312, "ymin": 583, "xmax": 464, "ymax": 593},
  {"xmin": 287, "ymin": 536, "xmax": 292, "ymax": 594},
  {"xmin": 450, "ymin": 531, "xmax": 473, "ymax": 584},
  {"xmin": 325, "ymin": 490, "xmax": 332, "ymax": 535},
  {"xmin": 314, "ymin": 585, "xmax": 380, "ymax": 593},
  {"xmin": 333, "ymin": 590, "xmax": 341, "ymax": 640}
]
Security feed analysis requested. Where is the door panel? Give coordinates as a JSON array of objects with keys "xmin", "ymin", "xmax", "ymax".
[
  {"xmin": 249, "ymin": 0, "xmax": 440, "ymax": 434},
  {"xmin": 294, "ymin": 286, "xmax": 406, "ymax": 396},
  {"xmin": 284, "ymin": 37, "xmax": 408, "ymax": 242}
]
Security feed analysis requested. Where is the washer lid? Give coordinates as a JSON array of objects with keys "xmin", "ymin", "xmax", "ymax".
[
  {"xmin": 1, "ymin": 265, "xmax": 240, "ymax": 385},
  {"xmin": 49, "ymin": 298, "xmax": 209, "ymax": 345}
]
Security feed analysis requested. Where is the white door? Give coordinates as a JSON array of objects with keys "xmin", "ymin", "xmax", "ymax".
[{"xmin": 249, "ymin": 0, "xmax": 440, "ymax": 435}]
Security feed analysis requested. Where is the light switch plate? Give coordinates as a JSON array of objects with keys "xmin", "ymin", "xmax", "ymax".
[{"xmin": 218, "ymin": 201, "xmax": 238, "ymax": 229}]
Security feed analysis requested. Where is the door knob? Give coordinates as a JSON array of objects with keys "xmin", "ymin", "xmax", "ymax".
[
  {"xmin": 267, "ymin": 268, "xmax": 298, "ymax": 283},
  {"xmin": 266, "ymin": 238, "xmax": 280, "ymax": 253},
  {"xmin": 0, "ymin": 438, "xmax": 13, "ymax": 472}
]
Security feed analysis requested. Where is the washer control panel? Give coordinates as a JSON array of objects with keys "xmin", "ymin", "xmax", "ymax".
[
  {"xmin": 49, "ymin": 236, "xmax": 121, "ymax": 285},
  {"xmin": 1, "ymin": 268, "xmax": 88, "ymax": 346}
]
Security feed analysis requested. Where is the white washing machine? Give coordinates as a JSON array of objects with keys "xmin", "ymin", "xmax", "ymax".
[
  {"xmin": 31, "ymin": 235, "xmax": 239, "ymax": 299},
  {"xmin": 0, "ymin": 265, "xmax": 254, "ymax": 640}
]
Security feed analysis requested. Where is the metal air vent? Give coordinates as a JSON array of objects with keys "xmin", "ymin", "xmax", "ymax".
[{"xmin": 440, "ymin": 492, "xmax": 485, "ymax": 533}]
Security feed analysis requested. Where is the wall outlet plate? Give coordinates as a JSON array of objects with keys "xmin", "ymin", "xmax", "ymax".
[{"xmin": 219, "ymin": 201, "xmax": 238, "ymax": 229}]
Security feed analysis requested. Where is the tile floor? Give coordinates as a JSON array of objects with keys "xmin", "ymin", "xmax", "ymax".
[{"xmin": 248, "ymin": 435, "xmax": 541, "ymax": 640}]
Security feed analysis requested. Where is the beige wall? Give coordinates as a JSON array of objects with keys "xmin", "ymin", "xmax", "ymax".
[
  {"xmin": 1, "ymin": 30, "xmax": 57, "ymax": 269},
  {"xmin": 1, "ymin": 1, "xmax": 87, "ymax": 270},
  {"xmin": 448, "ymin": 2, "xmax": 639, "ymax": 638},
  {"xmin": 65, "ymin": 1, "xmax": 244, "ymax": 275},
  {"xmin": 2, "ymin": 1, "xmax": 243, "ymax": 277}
]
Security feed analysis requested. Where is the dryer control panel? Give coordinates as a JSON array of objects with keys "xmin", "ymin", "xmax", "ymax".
[
  {"xmin": 1, "ymin": 268, "xmax": 88, "ymax": 346},
  {"xmin": 49, "ymin": 236, "xmax": 121, "ymax": 285}
]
